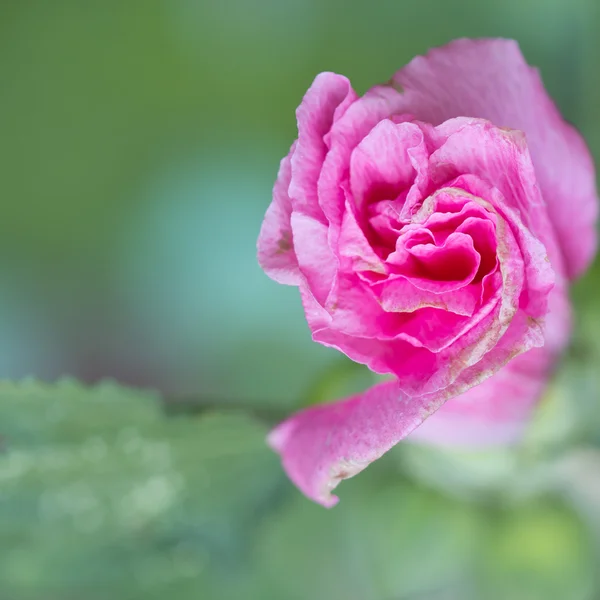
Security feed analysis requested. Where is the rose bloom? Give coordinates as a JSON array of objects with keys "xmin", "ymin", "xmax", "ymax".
[{"xmin": 257, "ymin": 39, "xmax": 598, "ymax": 507}]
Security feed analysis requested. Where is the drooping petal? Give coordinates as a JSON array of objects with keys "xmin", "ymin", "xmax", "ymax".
[
  {"xmin": 267, "ymin": 379, "xmax": 449, "ymax": 507},
  {"xmin": 388, "ymin": 39, "xmax": 598, "ymax": 279},
  {"xmin": 256, "ymin": 142, "xmax": 302, "ymax": 285},
  {"xmin": 271, "ymin": 265, "xmax": 562, "ymax": 508}
]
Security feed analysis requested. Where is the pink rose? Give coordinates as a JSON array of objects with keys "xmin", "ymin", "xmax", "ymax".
[{"xmin": 257, "ymin": 38, "xmax": 598, "ymax": 506}]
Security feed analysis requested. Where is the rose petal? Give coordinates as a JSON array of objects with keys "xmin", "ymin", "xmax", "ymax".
[
  {"xmin": 337, "ymin": 196, "xmax": 387, "ymax": 275},
  {"xmin": 318, "ymin": 85, "xmax": 408, "ymax": 228},
  {"xmin": 267, "ymin": 379, "xmax": 448, "ymax": 507},
  {"xmin": 390, "ymin": 231, "xmax": 482, "ymax": 288},
  {"xmin": 409, "ymin": 281, "xmax": 571, "ymax": 446},
  {"xmin": 289, "ymin": 73, "xmax": 356, "ymax": 223},
  {"xmin": 302, "ymin": 283, "xmax": 438, "ymax": 390},
  {"xmin": 256, "ymin": 142, "xmax": 301, "ymax": 285},
  {"xmin": 310, "ymin": 272, "xmax": 503, "ymax": 391},
  {"xmin": 424, "ymin": 202, "xmax": 495, "ymax": 249},
  {"xmin": 349, "ymin": 120, "xmax": 426, "ymax": 209},
  {"xmin": 457, "ymin": 217, "xmax": 497, "ymax": 280},
  {"xmin": 291, "ymin": 212, "xmax": 337, "ymax": 305},
  {"xmin": 406, "ymin": 351, "xmax": 550, "ymax": 446},
  {"xmin": 430, "ymin": 119, "xmax": 563, "ymax": 272},
  {"xmin": 317, "ymin": 275, "xmax": 418, "ymax": 345},
  {"xmin": 271, "ymin": 263, "xmax": 558, "ymax": 508},
  {"xmin": 399, "ymin": 306, "xmax": 483, "ymax": 354},
  {"xmin": 389, "ymin": 39, "xmax": 598, "ymax": 279},
  {"xmin": 375, "ymin": 276, "xmax": 481, "ymax": 316}
]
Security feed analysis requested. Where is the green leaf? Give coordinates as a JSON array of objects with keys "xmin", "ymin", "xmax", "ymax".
[
  {"xmin": 2, "ymin": 380, "xmax": 598, "ymax": 600},
  {"xmin": 250, "ymin": 467, "xmax": 484, "ymax": 600},
  {"xmin": 0, "ymin": 379, "xmax": 285, "ymax": 599},
  {"xmin": 477, "ymin": 502, "xmax": 595, "ymax": 600}
]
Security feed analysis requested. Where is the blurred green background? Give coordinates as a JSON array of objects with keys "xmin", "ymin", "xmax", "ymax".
[{"xmin": 2, "ymin": 1, "xmax": 600, "ymax": 598}]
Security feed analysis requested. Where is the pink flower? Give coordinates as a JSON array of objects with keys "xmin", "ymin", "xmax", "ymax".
[{"xmin": 257, "ymin": 38, "xmax": 598, "ymax": 506}]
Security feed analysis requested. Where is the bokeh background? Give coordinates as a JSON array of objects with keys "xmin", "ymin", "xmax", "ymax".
[{"xmin": 2, "ymin": 1, "xmax": 600, "ymax": 598}]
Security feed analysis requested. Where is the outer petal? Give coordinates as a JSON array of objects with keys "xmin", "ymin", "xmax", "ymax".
[
  {"xmin": 257, "ymin": 73, "xmax": 356, "ymax": 285},
  {"xmin": 290, "ymin": 73, "xmax": 356, "ymax": 222},
  {"xmin": 267, "ymin": 379, "xmax": 447, "ymax": 507},
  {"xmin": 256, "ymin": 142, "xmax": 302, "ymax": 285},
  {"xmin": 389, "ymin": 38, "xmax": 598, "ymax": 279}
]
